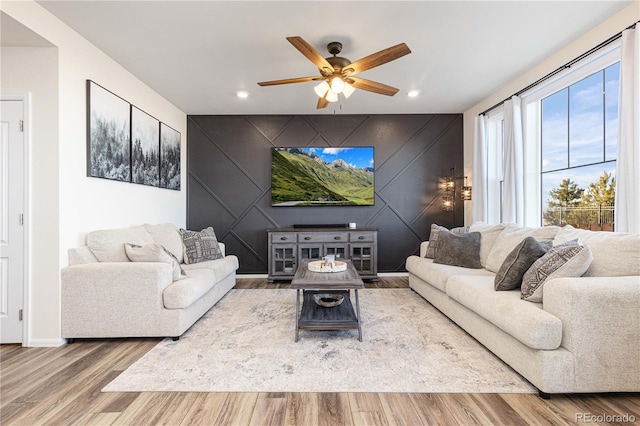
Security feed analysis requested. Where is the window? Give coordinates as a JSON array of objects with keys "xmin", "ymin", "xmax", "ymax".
[
  {"xmin": 540, "ymin": 62, "xmax": 619, "ymax": 230},
  {"xmin": 484, "ymin": 43, "xmax": 620, "ymax": 228}
]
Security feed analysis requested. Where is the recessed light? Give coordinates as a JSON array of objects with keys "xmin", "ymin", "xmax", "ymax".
[
  {"xmin": 407, "ymin": 90, "xmax": 420, "ymax": 98},
  {"xmin": 237, "ymin": 90, "xmax": 249, "ymax": 99}
]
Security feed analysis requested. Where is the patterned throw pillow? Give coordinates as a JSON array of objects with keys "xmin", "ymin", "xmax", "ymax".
[
  {"xmin": 125, "ymin": 243, "xmax": 187, "ymax": 281},
  {"xmin": 520, "ymin": 239, "xmax": 593, "ymax": 302},
  {"xmin": 425, "ymin": 224, "xmax": 470, "ymax": 259},
  {"xmin": 179, "ymin": 227, "xmax": 224, "ymax": 264},
  {"xmin": 433, "ymin": 231, "xmax": 482, "ymax": 268},
  {"xmin": 494, "ymin": 237, "xmax": 549, "ymax": 291}
]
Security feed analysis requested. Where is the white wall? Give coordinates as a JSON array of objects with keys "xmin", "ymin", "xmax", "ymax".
[
  {"xmin": 1, "ymin": 46, "xmax": 60, "ymax": 346},
  {"xmin": 462, "ymin": 3, "xmax": 640, "ymax": 225},
  {"xmin": 1, "ymin": 1, "xmax": 187, "ymax": 345}
]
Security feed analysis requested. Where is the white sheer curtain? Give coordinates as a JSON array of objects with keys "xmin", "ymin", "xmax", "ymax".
[
  {"xmin": 472, "ymin": 115, "xmax": 488, "ymax": 222},
  {"xmin": 502, "ymin": 96, "xmax": 524, "ymax": 225},
  {"xmin": 615, "ymin": 26, "xmax": 640, "ymax": 234}
]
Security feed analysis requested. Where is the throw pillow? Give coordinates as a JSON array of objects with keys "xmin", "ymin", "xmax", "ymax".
[
  {"xmin": 494, "ymin": 237, "xmax": 549, "ymax": 291},
  {"xmin": 468, "ymin": 223, "xmax": 508, "ymax": 268},
  {"xmin": 485, "ymin": 225, "xmax": 561, "ymax": 273},
  {"xmin": 521, "ymin": 239, "xmax": 593, "ymax": 302},
  {"xmin": 433, "ymin": 231, "xmax": 482, "ymax": 269},
  {"xmin": 87, "ymin": 225, "xmax": 155, "ymax": 262},
  {"xmin": 125, "ymin": 243, "xmax": 187, "ymax": 281},
  {"xmin": 180, "ymin": 227, "xmax": 224, "ymax": 264},
  {"xmin": 425, "ymin": 224, "xmax": 469, "ymax": 259}
]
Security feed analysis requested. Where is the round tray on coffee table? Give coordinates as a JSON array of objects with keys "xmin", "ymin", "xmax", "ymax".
[{"xmin": 307, "ymin": 260, "xmax": 348, "ymax": 273}]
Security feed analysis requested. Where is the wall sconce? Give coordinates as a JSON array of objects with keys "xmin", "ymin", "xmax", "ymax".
[
  {"xmin": 442, "ymin": 194, "xmax": 454, "ymax": 212},
  {"xmin": 442, "ymin": 167, "xmax": 455, "ymax": 211},
  {"xmin": 461, "ymin": 176, "xmax": 472, "ymax": 201},
  {"xmin": 444, "ymin": 176, "xmax": 455, "ymax": 192}
]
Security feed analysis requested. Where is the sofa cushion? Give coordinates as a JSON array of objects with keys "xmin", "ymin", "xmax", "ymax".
[
  {"xmin": 468, "ymin": 223, "xmax": 508, "ymax": 268},
  {"xmin": 405, "ymin": 255, "xmax": 494, "ymax": 292},
  {"xmin": 485, "ymin": 226, "xmax": 560, "ymax": 273},
  {"xmin": 446, "ymin": 276, "xmax": 563, "ymax": 350},
  {"xmin": 87, "ymin": 225, "xmax": 155, "ymax": 262},
  {"xmin": 182, "ymin": 255, "xmax": 239, "ymax": 281},
  {"xmin": 554, "ymin": 225, "xmax": 640, "ymax": 277},
  {"xmin": 494, "ymin": 237, "xmax": 549, "ymax": 291},
  {"xmin": 125, "ymin": 243, "xmax": 187, "ymax": 281},
  {"xmin": 425, "ymin": 224, "xmax": 469, "ymax": 259},
  {"xmin": 433, "ymin": 231, "xmax": 482, "ymax": 268},
  {"xmin": 521, "ymin": 240, "xmax": 593, "ymax": 302},
  {"xmin": 180, "ymin": 227, "xmax": 224, "ymax": 264},
  {"xmin": 144, "ymin": 223, "xmax": 184, "ymax": 264},
  {"xmin": 163, "ymin": 268, "xmax": 217, "ymax": 309}
]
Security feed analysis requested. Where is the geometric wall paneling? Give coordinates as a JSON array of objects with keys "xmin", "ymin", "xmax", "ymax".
[{"xmin": 187, "ymin": 114, "xmax": 463, "ymax": 274}]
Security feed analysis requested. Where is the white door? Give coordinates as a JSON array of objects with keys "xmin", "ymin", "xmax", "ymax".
[{"xmin": 0, "ymin": 100, "xmax": 25, "ymax": 344}]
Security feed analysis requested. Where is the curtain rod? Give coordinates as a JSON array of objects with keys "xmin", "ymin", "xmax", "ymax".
[{"xmin": 479, "ymin": 21, "xmax": 638, "ymax": 117}]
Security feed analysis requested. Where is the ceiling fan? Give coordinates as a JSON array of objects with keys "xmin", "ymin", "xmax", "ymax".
[{"xmin": 257, "ymin": 36, "xmax": 411, "ymax": 109}]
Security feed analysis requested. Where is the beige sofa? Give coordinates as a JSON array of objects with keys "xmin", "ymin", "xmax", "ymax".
[
  {"xmin": 406, "ymin": 224, "xmax": 640, "ymax": 397},
  {"xmin": 61, "ymin": 223, "xmax": 238, "ymax": 341}
]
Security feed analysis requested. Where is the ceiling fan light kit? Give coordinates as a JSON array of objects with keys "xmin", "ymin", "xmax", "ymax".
[{"xmin": 257, "ymin": 36, "xmax": 411, "ymax": 109}]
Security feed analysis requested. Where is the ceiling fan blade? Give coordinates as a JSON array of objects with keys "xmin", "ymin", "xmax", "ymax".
[
  {"xmin": 316, "ymin": 94, "xmax": 329, "ymax": 109},
  {"xmin": 287, "ymin": 36, "xmax": 334, "ymax": 75},
  {"xmin": 257, "ymin": 76, "xmax": 324, "ymax": 86},
  {"xmin": 342, "ymin": 43, "xmax": 411, "ymax": 76},
  {"xmin": 348, "ymin": 77, "xmax": 400, "ymax": 96}
]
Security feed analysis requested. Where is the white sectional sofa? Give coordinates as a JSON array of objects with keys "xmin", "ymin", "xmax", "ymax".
[
  {"xmin": 61, "ymin": 223, "xmax": 238, "ymax": 341},
  {"xmin": 406, "ymin": 223, "xmax": 640, "ymax": 397}
]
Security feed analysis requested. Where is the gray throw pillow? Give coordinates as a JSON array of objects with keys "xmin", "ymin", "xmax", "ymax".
[
  {"xmin": 494, "ymin": 237, "xmax": 549, "ymax": 291},
  {"xmin": 125, "ymin": 243, "xmax": 187, "ymax": 281},
  {"xmin": 425, "ymin": 224, "xmax": 470, "ymax": 259},
  {"xmin": 180, "ymin": 227, "xmax": 224, "ymax": 264},
  {"xmin": 433, "ymin": 231, "xmax": 482, "ymax": 268},
  {"xmin": 521, "ymin": 239, "xmax": 593, "ymax": 302}
]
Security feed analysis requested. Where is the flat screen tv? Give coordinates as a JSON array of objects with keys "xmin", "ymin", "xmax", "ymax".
[{"xmin": 271, "ymin": 147, "xmax": 374, "ymax": 206}]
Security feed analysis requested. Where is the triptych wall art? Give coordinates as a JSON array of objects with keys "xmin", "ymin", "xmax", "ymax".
[{"xmin": 86, "ymin": 80, "xmax": 181, "ymax": 190}]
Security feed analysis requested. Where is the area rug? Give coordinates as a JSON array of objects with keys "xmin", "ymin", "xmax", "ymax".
[{"xmin": 103, "ymin": 289, "xmax": 535, "ymax": 393}]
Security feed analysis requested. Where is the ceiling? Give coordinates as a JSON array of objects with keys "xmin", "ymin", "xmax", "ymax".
[{"xmin": 21, "ymin": 1, "xmax": 634, "ymax": 114}]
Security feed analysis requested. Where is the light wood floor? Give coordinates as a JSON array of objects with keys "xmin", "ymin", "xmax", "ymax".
[{"xmin": 1, "ymin": 277, "xmax": 638, "ymax": 425}]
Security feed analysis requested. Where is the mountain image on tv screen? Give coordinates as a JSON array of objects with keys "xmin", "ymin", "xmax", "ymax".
[{"xmin": 271, "ymin": 147, "xmax": 374, "ymax": 206}]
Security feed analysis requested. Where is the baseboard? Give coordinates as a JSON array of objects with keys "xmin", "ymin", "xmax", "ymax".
[
  {"xmin": 26, "ymin": 338, "xmax": 66, "ymax": 347},
  {"xmin": 237, "ymin": 274, "xmax": 268, "ymax": 279}
]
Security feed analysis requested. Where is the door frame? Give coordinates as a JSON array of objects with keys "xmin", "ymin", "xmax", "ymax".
[{"xmin": 2, "ymin": 93, "xmax": 31, "ymax": 346}]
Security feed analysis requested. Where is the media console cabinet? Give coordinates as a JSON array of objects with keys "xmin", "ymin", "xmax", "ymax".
[{"xmin": 266, "ymin": 227, "xmax": 378, "ymax": 282}]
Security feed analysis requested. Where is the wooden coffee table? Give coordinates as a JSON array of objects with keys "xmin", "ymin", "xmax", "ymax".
[{"xmin": 291, "ymin": 259, "xmax": 364, "ymax": 342}]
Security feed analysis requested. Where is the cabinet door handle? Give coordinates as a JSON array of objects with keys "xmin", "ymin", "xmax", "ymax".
[
  {"xmin": 304, "ymin": 236, "xmax": 311, "ymax": 240},
  {"xmin": 334, "ymin": 236, "xmax": 341, "ymax": 240},
  {"xmin": 280, "ymin": 237, "xmax": 288, "ymax": 240},
  {"xmin": 358, "ymin": 236, "xmax": 365, "ymax": 240}
]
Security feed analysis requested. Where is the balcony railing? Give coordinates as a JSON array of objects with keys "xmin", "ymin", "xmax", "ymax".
[{"xmin": 543, "ymin": 205, "xmax": 615, "ymax": 231}]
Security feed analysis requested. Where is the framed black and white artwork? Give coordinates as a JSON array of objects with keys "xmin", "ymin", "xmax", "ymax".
[
  {"xmin": 131, "ymin": 106, "xmax": 160, "ymax": 187},
  {"xmin": 160, "ymin": 123, "xmax": 181, "ymax": 190},
  {"xmin": 86, "ymin": 80, "xmax": 131, "ymax": 182}
]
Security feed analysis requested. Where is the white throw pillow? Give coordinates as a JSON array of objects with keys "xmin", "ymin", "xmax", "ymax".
[
  {"xmin": 87, "ymin": 225, "xmax": 155, "ymax": 262},
  {"xmin": 144, "ymin": 223, "xmax": 184, "ymax": 264},
  {"xmin": 125, "ymin": 243, "xmax": 187, "ymax": 281},
  {"xmin": 468, "ymin": 223, "xmax": 508, "ymax": 268},
  {"xmin": 521, "ymin": 239, "xmax": 593, "ymax": 303},
  {"xmin": 485, "ymin": 225, "xmax": 560, "ymax": 273}
]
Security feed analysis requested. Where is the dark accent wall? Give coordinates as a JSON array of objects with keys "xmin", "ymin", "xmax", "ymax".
[{"xmin": 187, "ymin": 114, "xmax": 463, "ymax": 274}]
